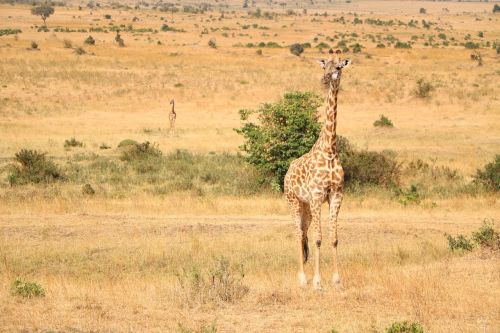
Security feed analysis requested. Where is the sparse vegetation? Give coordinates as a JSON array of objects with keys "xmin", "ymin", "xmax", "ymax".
[
  {"xmin": 386, "ymin": 321, "xmax": 424, "ymax": 333},
  {"xmin": 413, "ymin": 79, "xmax": 434, "ymax": 98},
  {"xmin": 373, "ymin": 114, "xmax": 394, "ymax": 127},
  {"xmin": 84, "ymin": 35, "xmax": 96, "ymax": 45},
  {"xmin": 64, "ymin": 137, "xmax": 84, "ymax": 148},
  {"xmin": 446, "ymin": 221, "xmax": 499, "ymax": 252},
  {"xmin": 8, "ymin": 149, "xmax": 63, "ymax": 185},
  {"xmin": 10, "ymin": 278, "xmax": 45, "ymax": 298}
]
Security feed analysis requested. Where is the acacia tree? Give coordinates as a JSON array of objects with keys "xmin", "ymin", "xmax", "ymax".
[
  {"xmin": 235, "ymin": 91, "xmax": 322, "ymax": 191},
  {"xmin": 31, "ymin": 3, "xmax": 55, "ymax": 27}
]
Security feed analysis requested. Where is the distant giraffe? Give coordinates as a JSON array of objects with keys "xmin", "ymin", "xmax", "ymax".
[
  {"xmin": 169, "ymin": 99, "xmax": 176, "ymax": 134},
  {"xmin": 284, "ymin": 50, "xmax": 351, "ymax": 290}
]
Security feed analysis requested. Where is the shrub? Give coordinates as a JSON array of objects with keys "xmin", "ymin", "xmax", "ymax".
[
  {"xmin": 494, "ymin": 4, "xmax": 500, "ymax": 13},
  {"xmin": 104, "ymin": 14, "xmax": 111, "ymax": 19},
  {"xmin": 99, "ymin": 143, "xmax": 111, "ymax": 149},
  {"xmin": 352, "ymin": 43, "xmax": 363, "ymax": 53},
  {"xmin": 117, "ymin": 139, "xmax": 138, "ymax": 148},
  {"xmin": 84, "ymin": 35, "xmax": 95, "ymax": 45},
  {"xmin": 82, "ymin": 183, "xmax": 95, "ymax": 195},
  {"xmin": 395, "ymin": 185, "xmax": 420, "ymax": 205},
  {"xmin": 175, "ymin": 256, "xmax": 248, "ymax": 305},
  {"xmin": 0, "ymin": 28, "xmax": 22, "ymax": 36},
  {"xmin": 64, "ymin": 137, "xmax": 84, "ymax": 148},
  {"xmin": 289, "ymin": 43, "xmax": 304, "ymax": 56},
  {"xmin": 31, "ymin": 41, "xmax": 38, "ymax": 49},
  {"xmin": 376, "ymin": 43, "xmax": 385, "ymax": 48},
  {"xmin": 386, "ymin": 321, "xmax": 424, "ymax": 333},
  {"xmin": 235, "ymin": 91, "xmax": 322, "ymax": 190},
  {"xmin": 8, "ymin": 149, "xmax": 62, "ymax": 185},
  {"xmin": 120, "ymin": 141, "xmax": 162, "ymax": 162},
  {"xmin": 11, "ymin": 278, "xmax": 45, "ymax": 298},
  {"xmin": 395, "ymin": 41, "xmax": 411, "ymax": 49},
  {"xmin": 464, "ymin": 41, "xmax": 479, "ymax": 49},
  {"xmin": 63, "ymin": 39, "xmax": 72, "ymax": 48},
  {"xmin": 341, "ymin": 147, "xmax": 400, "ymax": 189},
  {"xmin": 419, "ymin": 8, "xmax": 426, "ymax": 14},
  {"xmin": 374, "ymin": 114, "xmax": 394, "ymax": 127},
  {"xmin": 256, "ymin": 49, "xmax": 263, "ymax": 55},
  {"xmin": 208, "ymin": 38, "xmax": 217, "ymax": 48},
  {"xmin": 471, "ymin": 221, "xmax": 499, "ymax": 251},
  {"xmin": 316, "ymin": 42, "xmax": 330, "ymax": 49},
  {"xmin": 446, "ymin": 234, "xmax": 474, "ymax": 252},
  {"xmin": 74, "ymin": 47, "xmax": 86, "ymax": 55},
  {"xmin": 115, "ymin": 31, "xmax": 125, "ymax": 47},
  {"xmin": 413, "ymin": 79, "xmax": 434, "ymax": 98},
  {"xmin": 473, "ymin": 155, "xmax": 499, "ymax": 191}
]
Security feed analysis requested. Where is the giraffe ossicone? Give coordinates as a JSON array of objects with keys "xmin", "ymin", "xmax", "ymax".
[{"xmin": 284, "ymin": 50, "xmax": 350, "ymax": 290}]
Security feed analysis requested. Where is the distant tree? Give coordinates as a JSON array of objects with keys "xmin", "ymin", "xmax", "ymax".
[{"xmin": 31, "ymin": 3, "xmax": 55, "ymax": 27}]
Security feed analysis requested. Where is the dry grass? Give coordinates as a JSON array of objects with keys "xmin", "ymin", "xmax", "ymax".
[{"xmin": 0, "ymin": 1, "xmax": 499, "ymax": 332}]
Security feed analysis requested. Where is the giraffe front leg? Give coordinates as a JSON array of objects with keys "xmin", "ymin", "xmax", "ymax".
[
  {"xmin": 328, "ymin": 190, "xmax": 343, "ymax": 289},
  {"xmin": 287, "ymin": 195, "xmax": 307, "ymax": 287},
  {"xmin": 310, "ymin": 200, "xmax": 322, "ymax": 291}
]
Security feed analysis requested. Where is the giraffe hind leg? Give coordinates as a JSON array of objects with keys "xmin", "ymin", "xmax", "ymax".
[{"xmin": 300, "ymin": 202, "xmax": 312, "ymax": 263}]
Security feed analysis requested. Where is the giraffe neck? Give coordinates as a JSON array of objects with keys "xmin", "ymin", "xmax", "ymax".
[{"xmin": 312, "ymin": 84, "xmax": 340, "ymax": 157}]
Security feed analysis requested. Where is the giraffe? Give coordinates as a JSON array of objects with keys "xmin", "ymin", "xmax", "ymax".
[
  {"xmin": 169, "ymin": 99, "xmax": 176, "ymax": 134},
  {"xmin": 284, "ymin": 50, "xmax": 351, "ymax": 290}
]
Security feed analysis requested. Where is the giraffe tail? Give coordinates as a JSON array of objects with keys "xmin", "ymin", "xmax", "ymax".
[{"xmin": 303, "ymin": 236, "xmax": 309, "ymax": 263}]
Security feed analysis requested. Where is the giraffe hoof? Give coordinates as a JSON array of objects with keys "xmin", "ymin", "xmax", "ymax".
[
  {"xmin": 298, "ymin": 272, "xmax": 307, "ymax": 287},
  {"xmin": 312, "ymin": 275, "xmax": 322, "ymax": 290}
]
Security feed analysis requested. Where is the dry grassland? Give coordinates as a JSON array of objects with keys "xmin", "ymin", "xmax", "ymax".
[{"xmin": 0, "ymin": 0, "xmax": 499, "ymax": 332}]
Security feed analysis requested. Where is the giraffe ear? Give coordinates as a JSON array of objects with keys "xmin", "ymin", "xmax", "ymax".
[{"xmin": 317, "ymin": 59, "xmax": 328, "ymax": 69}]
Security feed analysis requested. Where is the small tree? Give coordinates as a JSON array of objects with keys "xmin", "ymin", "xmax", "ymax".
[
  {"xmin": 31, "ymin": 3, "xmax": 55, "ymax": 27},
  {"xmin": 235, "ymin": 92, "xmax": 322, "ymax": 190}
]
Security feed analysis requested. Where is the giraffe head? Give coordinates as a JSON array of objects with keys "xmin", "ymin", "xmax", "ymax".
[{"xmin": 318, "ymin": 49, "xmax": 351, "ymax": 89}]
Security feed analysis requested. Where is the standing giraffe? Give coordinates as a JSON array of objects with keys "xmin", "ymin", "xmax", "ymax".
[
  {"xmin": 284, "ymin": 50, "xmax": 351, "ymax": 290},
  {"xmin": 169, "ymin": 99, "xmax": 176, "ymax": 134}
]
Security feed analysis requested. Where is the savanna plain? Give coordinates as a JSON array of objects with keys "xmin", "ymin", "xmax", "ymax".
[{"xmin": 0, "ymin": 0, "xmax": 499, "ymax": 332}]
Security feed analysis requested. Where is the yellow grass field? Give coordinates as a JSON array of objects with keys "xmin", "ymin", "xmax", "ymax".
[{"xmin": 0, "ymin": 1, "xmax": 499, "ymax": 332}]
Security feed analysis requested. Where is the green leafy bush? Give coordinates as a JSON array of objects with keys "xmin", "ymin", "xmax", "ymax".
[
  {"xmin": 464, "ymin": 41, "xmax": 479, "ymax": 49},
  {"xmin": 11, "ymin": 278, "xmax": 45, "ymax": 298},
  {"xmin": 473, "ymin": 155, "xmax": 499, "ymax": 191},
  {"xmin": 8, "ymin": 149, "xmax": 63, "ymax": 185},
  {"xmin": 472, "ymin": 221, "xmax": 499, "ymax": 251},
  {"xmin": 446, "ymin": 234, "xmax": 474, "ymax": 252},
  {"xmin": 386, "ymin": 321, "xmax": 424, "ymax": 333},
  {"xmin": 395, "ymin": 41, "xmax": 411, "ymax": 49},
  {"xmin": 290, "ymin": 43, "xmax": 304, "ymax": 56},
  {"xmin": 395, "ymin": 185, "xmax": 420, "ymax": 205},
  {"xmin": 235, "ymin": 91, "xmax": 322, "ymax": 190},
  {"xmin": 373, "ymin": 114, "xmax": 394, "ymax": 127}
]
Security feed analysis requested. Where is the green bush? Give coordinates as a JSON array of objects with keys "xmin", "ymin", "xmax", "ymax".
[
  {"xmin": 64, "ymin": 137, "xmax": 84, "ymax": 148},
  {"xmin": 8, "ymin": 149, "xmax": 63, "ymax": 185},
  {"xmin": 395, "ymin": 185, "xmax": 420, "ymax": 205},
  {"xmin": 386, "ymin": 321, "xmax": 424, "ymax": 333},
  {"xmin": 208, "ymin": 38, "xmax": 217, "ymax": 49},
  {"xmin": 373, "ymin": 114, "xmax": 394, "ymax": 127},
  {"xmin": 413, "ymin": 79, "xmax": 434, "ymax": 98},
  {"xmin": 235, "ymin": 91, "xmax": 322, "ymax": 190},
  {"xmin": 290, "ymin": 43, "xmax": 304, "ymax": 56},
  {"xmin": 446, "ymin": 234, "xmax": 473, "ymax": 252},
  {"xmin": 11, "ymin": 278, "xmax": 45, "ymax": 298},
  {"xmin": 395, "ymin": 41, "xmax": 411, "ymax": 49},
  {"xmin": 31, "ymin": 41, "xmax": 38, "ymax": 49},
  {"xmin": 464, "ymin": 41, "xmax": 479, "ymax": 49},
  {"xmin": 84, "ymin": 35, "xmax": 95, "ymax": 45},
  {"xmin": 472, "ymin": 221, "xmax": 499, "ymax": 251},
  {"xmin": 494, "ymin": 4, "xmax": 500, "ymax": 13},
  {"xmin": 0, "ymin": 28, "xmax": 22, "ymax": 36},
  {"xmin": 117, "ymin": 139, "xmax": 139, "ymax": 148},
  {"xmin": 473, "ymin": 155, "xmax": 499, "ymax": 191}
]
